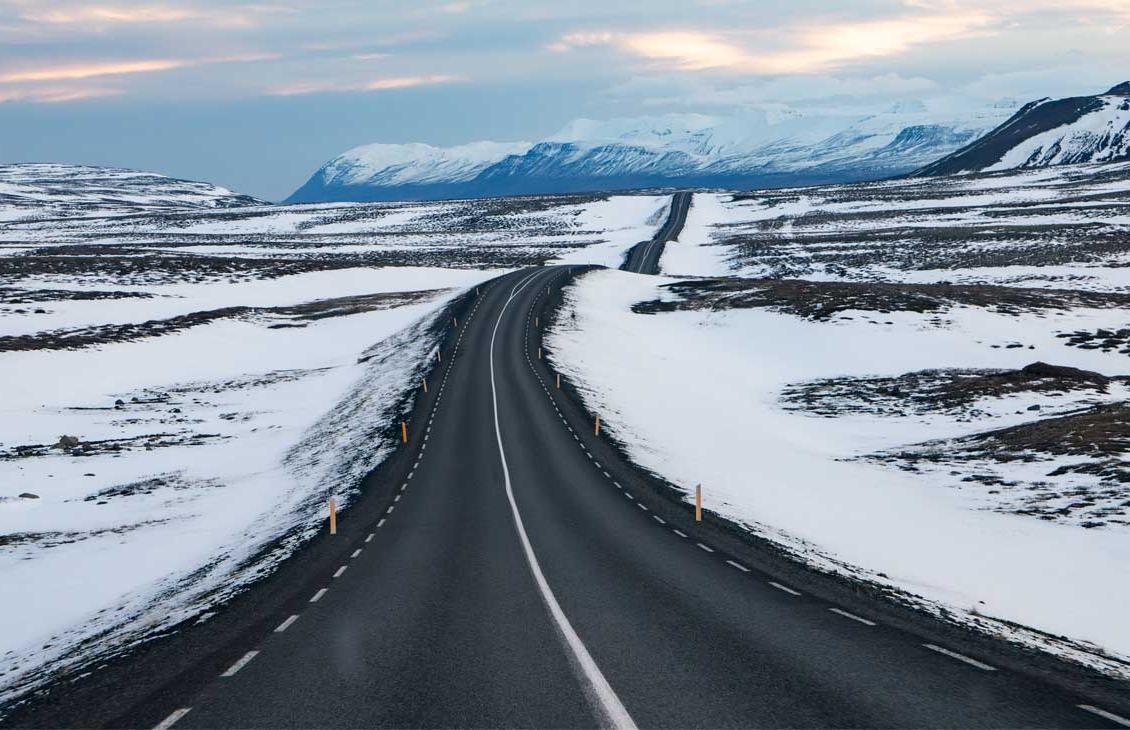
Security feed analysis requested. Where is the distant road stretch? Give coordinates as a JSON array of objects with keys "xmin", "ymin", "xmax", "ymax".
[{"xmin": 620, "ymin": 190, "xmax": 693, "ymax": 274}]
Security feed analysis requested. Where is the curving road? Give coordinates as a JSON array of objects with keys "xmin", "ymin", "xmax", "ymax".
[
  {"xmin": 5, "ymin": 195, "xmax": 1129, "ymax": 729},
  {"xmin": 620, "ymin": 191, "xmax": 693, "ymax": 275}
]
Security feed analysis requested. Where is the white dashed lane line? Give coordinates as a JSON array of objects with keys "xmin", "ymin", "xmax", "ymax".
[
  {"xmin": 309, "ymin": 588, "xmax": 327, "ymax": 603},
  {"xmin": 220, "ymin": 651, "xmax": 259, "ymax": 677},
  {"xmin": 828, "ymin": 608, "xmax": 875, "ymax": 626},
  {"xmin": 726, "ymin": 559, "xmax": 750, "ymax": 573},
  {"xmin": 672, "ymin": 529, "xmax": 687, "ymax": 538},
  {"xmin": 696, "ymin": 543, "xmax": 714, "ymax": 553},
  {"xmin": 923, "ymin": 644, "xmax": 996, "ymax": 671},
  {"xmin": 333, "ymin": 565, "xmax": 347, "ymax": 579},
  {"xmin": 1078, "ymin": 705, "xmax": 1130, "ymax": 727},
  {"xmin": 274, "ymin": 615, "xmax": 299, "ymax": 633},
  {"xmin": 377, "ymin": 518, "xmax": 386, "ymax": 528},
  {"xmin": 365, "ymin": 533, "xmax": 374, "ymax": 543},
  {"xmin": 154, "ymin": 708, "xmax": 192, "ymax": 730},
  {"xmin": 351, "ymin": 549, "xmax": 362, "ymax": 559},
  {"xmin": 653, "ymin": 515, "xmax": 666, "ymax": 525},
  {"xmin": 769, "ymin": 581, "xmax": 801, "ymax": 596}
]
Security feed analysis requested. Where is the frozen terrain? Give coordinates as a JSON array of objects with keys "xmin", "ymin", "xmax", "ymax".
[
  {"xmin": 0, "ymin": 164, "xmax": 262, "ymax": 223},
  {"xmin": 549, "ymin": 163, "xmax": 1130, "ymax": 677},
  {"xmin": 0, "ymin": 177, "xmax": 668, "ymax": 706},
  {"xmin": 918, "ymin": 82, "xmax": 1130, "ymax": 176}
]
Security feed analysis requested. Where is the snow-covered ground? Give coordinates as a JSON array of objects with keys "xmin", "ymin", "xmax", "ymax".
[
  {"xmin": 548, "ymin": 269, "xmax": 1130, "ymax": 677},
  {"xmin": 664, "ymin": 161, "xmax": 1130, "ymax": 292},
  {"xmin": 0, "ymin": 178, "xmax": 667, "ymax": 707},
  {"xmin": 555, "ymin": 165, "xmax": 1130, "ymax": 677}
]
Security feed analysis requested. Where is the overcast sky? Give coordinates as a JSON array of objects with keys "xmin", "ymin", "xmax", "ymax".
[{"xmin": 0, "ymin": 0, "xmax": 1126, "ymax": 200}]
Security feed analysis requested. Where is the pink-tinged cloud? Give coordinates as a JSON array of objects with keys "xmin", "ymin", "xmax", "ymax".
[
  {"xmin": 0, "ymin": 53, "xmax": 278, "ymax": 83},
  {"xmin": 269, "ymin": 74, "xmax": 463, "ymax": 96},
  {"xmin": 14, "ymin": 3, "xmax": 295, "ymax": 28},
  {"xmin": 0, "ymin": 85, "xmax": 122, "ymax": 103},
  {"xmin": 550, "ymin": 12, "xmax": 996, "ymax": 74}
]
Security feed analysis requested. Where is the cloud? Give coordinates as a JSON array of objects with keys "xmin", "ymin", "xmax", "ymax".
[
  {"xmin": 0, "ymin": 53, "xmax": 277, "ymax": 83},
  {"xmin": 0, "ymin": 59, "xmax": 187, "ymax": 83},
  {"xmin": 0, "ymin": 85, "xmax": 121, "ymax": 103},
  {"xmin": 551, "ymin": 11, "xmax": 996, "ymax": 74},
  {"xmin": 9, "ymin": 3, "xmax": 294, "ymax": 28},
  {"xmin": 268, "ymin": 74, "xmax": 462, "ymax": 96}
]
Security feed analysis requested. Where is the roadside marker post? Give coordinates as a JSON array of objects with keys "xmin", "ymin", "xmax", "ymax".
[
  {"xmin": 437, "ymin": 350, "xmax": 442, "ymax": 363},
  {"xmin": 401, "ymin": 422, "xmax": 408, "ymax": 443},
  {"xmin": 422, "ymin": 378, "xmax": 428, "ymax": 394},
  {"xmin": 538, "ymin": 347, "xmax": 542, "ymax": 360},
  {"xmin": 695, "ymin": 484, "xmax": 702, "ymax": 522},
  {"xmin": 556, "ymin": 373, "xmax": 560, "ymax": 389},
  {"xmin": 595, "ymin": 415, "xmax": 601, "ymax": 435},
  {"xmin": 329, "ymin": 498, "xmax": 337, "ymax": 535},
  {"xmin": 454, "ymin": 316, "xmax": 458, "ymax": 328}
]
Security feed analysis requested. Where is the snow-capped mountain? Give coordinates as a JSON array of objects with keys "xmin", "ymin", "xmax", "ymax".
[
  {"xmin": 0, "ymin": 163, "xmax": 263, "ymax": 223},
  {"xmin": 915, "ymin": 83, "xmax": 1130, "ymax": 177},
  {"xmin": 286, "ymin": 102, "xmax": 1018, "ymax": 203}
]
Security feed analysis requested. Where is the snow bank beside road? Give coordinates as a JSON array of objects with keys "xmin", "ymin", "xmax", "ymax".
[
  {"xmin": 546, "ymin": 269, "xmax": 1130, "ymax": 676},
  {"xmin": 0, "ymin": 266, "xmax": 493, "ymax": 706}
]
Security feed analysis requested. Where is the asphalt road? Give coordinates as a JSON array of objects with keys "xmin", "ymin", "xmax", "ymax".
[
  {"xmin": 620, "ymin": 191, "xmax": 693, "ymax": 274},
  {"xmin": 5, "ymin": 196, "xmax": 1129, "ymax": 729}
]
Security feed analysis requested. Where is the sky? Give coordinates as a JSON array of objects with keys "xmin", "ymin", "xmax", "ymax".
[{"xmin": 0, "ymin": 0, "xmax": 1127, "ymax": 200}]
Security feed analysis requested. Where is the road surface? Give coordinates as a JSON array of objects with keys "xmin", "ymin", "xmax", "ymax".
[
  {"xmin": 620, "ymin": 191, "xmax": 692, "ymax": 275},
  {"xmin": 4, "ymin": 197, "xmax": 1128, "ymax": 729}
]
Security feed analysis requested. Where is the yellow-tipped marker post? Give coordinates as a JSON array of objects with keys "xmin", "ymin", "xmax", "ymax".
[
  {"xmin": 594, "ymin": 415, "xmax": 601, "ymax": 435},
  {"xmin": 401, "ymin": 421, "xmax": 408, "ymax": 443},
  {"xmin": 695, "ymin": 484, "xmax": 702, "ymax": 522},
  {"xmin": 329, "ymin": 498, "xmax": 337, "ymax": 535}
]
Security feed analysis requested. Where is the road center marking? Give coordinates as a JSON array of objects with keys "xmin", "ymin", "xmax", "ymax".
[
  {"xmin": 274, "ymin": 615, "xmax": 299, "ymax": 633},
  {"xmin": 769, "ymin": 581, "xmax": 801, "ymax": 596},
  {"xmin": 828, "ymin": 608, "xmax": 875, "ymax": 626},
  {"xmin": 220, "ymin": 651, "xmax": 259, "ymax": 677},
  {"xmin": 923, "ymin": 644, "xmax": 996, "ymax": 671},
  {"xmin": 154, "ymin": 708, "xmax": 191, "ymax": 729}
]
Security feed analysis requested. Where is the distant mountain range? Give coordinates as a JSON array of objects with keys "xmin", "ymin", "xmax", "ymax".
[
  {"xmin": 914, "ymin": 83, "xmax": 1130, "ymax": 176},
  {"xmin": 0, "ymin": 163, "xmax": 263, "ymax": 222},
  {"xmin": 286, "ymin": 102, "xmax": 1019, "ymax": 203}
]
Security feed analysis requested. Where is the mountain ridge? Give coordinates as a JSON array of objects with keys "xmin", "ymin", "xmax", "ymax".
[
  {"xmin": 286, "ymin": 103, "xmax": 1017, "ymax": 203},
  {"xmin": 914, "ymin": 83, "xmax": 1130, "ymax": 176}
]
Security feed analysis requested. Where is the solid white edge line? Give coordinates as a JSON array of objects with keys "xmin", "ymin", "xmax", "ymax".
[
  {"xmin": 275, "ymin": 614, "xmax": 299, "ymax": 633},
  {"xmin": 1078, "ymin": 705, "xmax": 1130, "ymax": 727},
  {"xmin": 489, "ymin": 268, "xmax": 637, "ymax": 730},
  {"xmin": 923, "ymin": 644, "xmax": 996, "ymax": 671},
  {"xmin": 769, "ymin": 581, "xmax": 801, "ymax": 596},
  {"xmin": 828, "ymin": 608, "xmax": 875, "ymax": 626},
  {"xmin": 153, "ymin": 707, "xmax": 191, "ymax": 730},
  {"xmin": 309, "ymin": 588, "xmax": 327, "ymax": 603},
  {"xmin": 726, "ymin": 559, "xmax": 750, "ymax": 573},
  {"xmin": 220, "ymin": 650, "xmax": 259, "ymax": 677}
]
